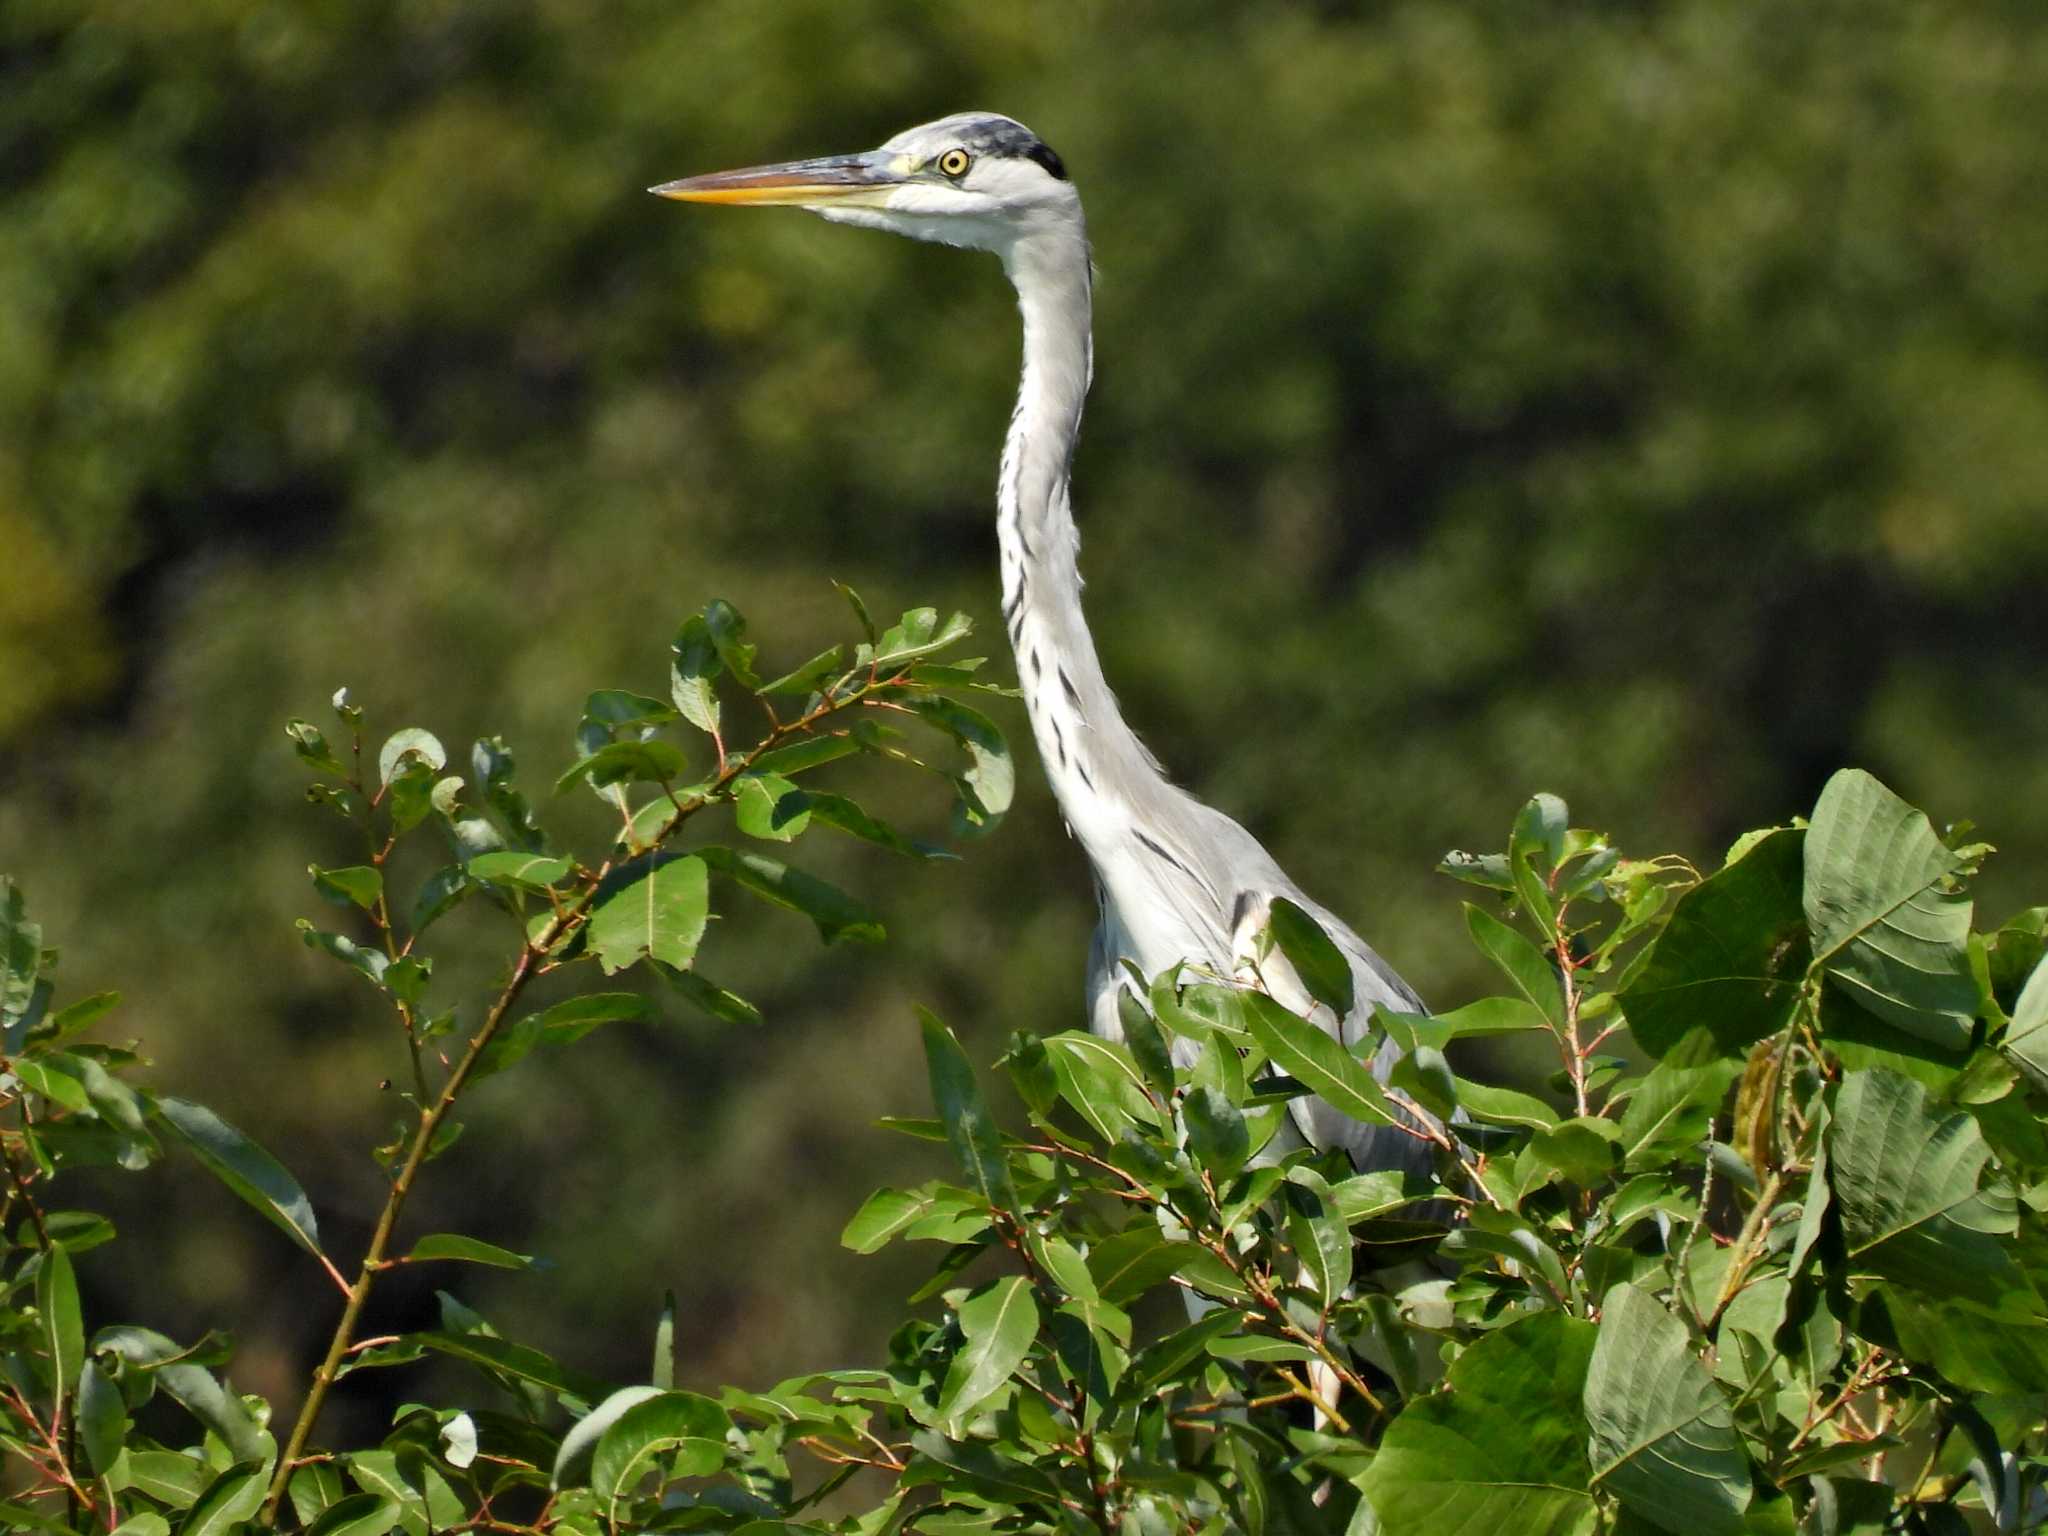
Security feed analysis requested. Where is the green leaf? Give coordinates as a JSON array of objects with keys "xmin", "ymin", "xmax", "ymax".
[
  {"xmin": 1, "ymin": 878, "xmax": 42, "ymax": 1041},
  {"xmin": 287, "ymin": 1462, "xmax": 346, "ymax": 1528},
  {"xmin": 874, "ymin": 606, "xmax": 971, "ymax": 665},
  {"xmin": 1043, "ymin": 1031, "xmax": 1161, "ymax": 1141},
  {"xmin": 466, "ymin": 851, "xmax": 574, "ymax": 889},
  {"xmin": 1361, "ymin": 1309, "xmax": 1598, "ymax": 1536},
  {"xmin": 734, "ymin": 771, "xmax": 809, "ymax": 842},
  {"xmin": 671, "ymin": 615, "xmax": 724, "ymax": 734},
  {"xmin": 554, "ymin": 738, "xmax": 689, "ymax": 795},
  {"xmin": 702, "ymin": 598, "xmax": 761, "ymax": 688},
  {"xmin": 553, "ymin": 1384, "xmax": 662, "ymax": 1488},
  {"xmin": 304, "ymin": 1493, "xmax": 402, "ymax": 1536},
  {"xmin": 841, "ymin": 1187, "xmax": 942, "ymax": 1254},
  {"xmin": 937, "ymin": 1275, "xmax": 1038, "ymax": 1420},
  {"xmin": 1241, "ymin": 992, "xmax": 1396, "ymax": 1128},
  {"xmin": 1284, "ymin": 1167, "xmax": 1351, "ymax": 1307},
  {"xmin": 591, "ymin": 1391, "xmax": 729, "ymax": 1507},
  {"xmin": 907, "ymin": 1429, "xmax": 1064, "ymax": 1508},
  {"xmin": 1804, "ymin": 769, "xmax": 1976, "ymax": 1048},
  {"xmin": 179, "ymin": 1462, "xmax": 269, "ymax": 1536},
  {"xmin": 585, "ymin": 688, "xmax": 677, "ymax": 728},
  {"xmin": 474, "ymin": 991, "xmax": 656, "ymax": 1081},
  {"xmin": 1087, "ymin": 1227, "xmax": 1192, "ymax": 1305},
  {"xmin": 404, "ymin": 1234, "xmax": 536, "ymax": 1269},
  {"xmin": 77, "ymin": 1357, "xmax": 127, "ymax": 1475},
  {"xmin": 1585, "ymin": 1283, "xmax": 1750, "ymax": 1535},
  {"xmin": 310, "ymin": 864, "xmax": 383, "ymax": 911},
  {"xmin": 2001, "ymin": 951, "xmax": 2048, "ymax": 1083},
  {"xmin": 1616, "ymin": 1056, "xmax": 1741, "ymax": 1171},
  {"xmin": 587, "ymin": 855, "xmax": 709, "ymax": 975},
  {"xmin": 1454, "ymin": 1077, "xmax": 1558, "ymax": 1129},
  {"xmin": 781, "ymin": 790, "xmax": 951, "ymax": 859},
  {"xmin": 1205, "ymin": 1335, "xmax": 1320, "ymax": 1363},
  {"xmin": 14, "ymin": 1057, "xmax": 91, "ymax": 1112},
  {"xmin": 756, "ymin": 643, "xmax": 849, "ymax": 697},
  {"xmin": 698, "ymin": 846, "xmax": 884, "ymax": 945},
  {"xmin": 37, "ymin": 990, "xmax": 121, "ymax": 1045},
  {"xmin": 152, "ymin": 1095, "xmax": 325, "ymax": 1260},
  {"xmin": 37, "ymin": 1240, "xmax": 83, "ymax": 1398},
  {"xmin": 107, "ymin": 1516, "xmax": 172, "ymax": 1536},
  {"xmin": 296, "ymin": 921, "xmax": 389, "ymax": 986},
  {"xmin": 415, "ymin": 1330, "xmax": 610, "ymax": 1403},
  {"xmin": 1183, "ymin": 1087, "xmax": 1250, "ymax": 1180},
  {"xmin": 119, "ymin": 1450, "xmax": 211, "ymax": 1509},
  {"xmin": 378, "ymin": 728, "xmax": 446, "ymax": 787},
  {"xmin": 921, "ymin": 1011, "xmax": 1015, "ymax": 1211},
  {"xmin": 1826, "ymin": 1067, "xmax": 2035, "ymax": 1313},
  {"xmin": 1465, "ymin": 903, "xmax": 1565, "ymax": 1031},
  {"xmin": 1266, "ymin": 898, "xmax": 1355, "ymax": 1016},
  {"xmin": 657, "ymin": 964, "xmax": 763, "ymax": 1027},
  {"xmin": 1618, "ymin": 828, "xmax": 1810, "ymax": 1057},
  {"xmin": 900, "ymin": 695, "xmax": 1013, "ymax": 833}
]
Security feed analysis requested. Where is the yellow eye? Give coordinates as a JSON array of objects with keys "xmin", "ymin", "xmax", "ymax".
[{"xmin": 937, "ymin": 148, "xmax": 971, "ymax": 178}]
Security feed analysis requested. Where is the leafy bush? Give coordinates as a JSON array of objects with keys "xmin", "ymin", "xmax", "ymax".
[{"xmin": 2, "ymin": 595, "xmax": 2045, "ymax": 1535}]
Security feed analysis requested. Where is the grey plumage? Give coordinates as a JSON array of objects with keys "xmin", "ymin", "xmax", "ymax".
[{"xmin": 654, "ymin": 113, "xmax": 1442, "ymax": 1184}]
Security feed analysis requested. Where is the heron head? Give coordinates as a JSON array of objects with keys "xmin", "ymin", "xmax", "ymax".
[{"xmin": 650, "ymin": 113, "xmax": 1079, "ymax": 256}]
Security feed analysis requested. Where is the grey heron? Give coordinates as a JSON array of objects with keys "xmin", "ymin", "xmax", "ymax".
[{"xmin": 654, "ymin": 114, "xmax": 1439, "ymax": 1183}]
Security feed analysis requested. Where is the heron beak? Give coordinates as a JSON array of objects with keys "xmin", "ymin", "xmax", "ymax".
[{"xmin": 649, "ymin": 152, "xmax": 904, "ymax": 208}]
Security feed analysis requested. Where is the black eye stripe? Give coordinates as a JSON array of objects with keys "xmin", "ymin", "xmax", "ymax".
[{"xmin": 1025, "ymin": 142, "xmax": 1068, "ymax": 181}]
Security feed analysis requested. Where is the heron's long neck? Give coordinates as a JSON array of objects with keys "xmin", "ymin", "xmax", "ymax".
[{"xmin": 998, "ymin": 228, "xmax": 1170, "ymax": 848}]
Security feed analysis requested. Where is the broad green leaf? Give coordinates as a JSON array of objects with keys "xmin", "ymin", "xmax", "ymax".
[
  {"xmin": 310, "ymin": 864, "xmax": 383, "ymax": 911},
  {"xmin": 1267, "ymin": 898, "xmax": 1355, "ymax": 1016},
  {"xmin": 921, "ymin": 1011, "xmax": 1016, "ymax": 1211},
  {"xmin": 1183, "ymin": 1087, "xmax": 1250, "ymax": 1180},
  {"xmin": 749, "ymin": 734, "xmax": 860, "ymax": 777},
  {"xmin": 77, "ymin": 1356, "xmax": 126, "ymax": 1475},
  {"xmin": 1242, "ymin": 993, "xmax": 1396, "ymax": 1128},
  {"xmin": 1361, "ymin": 1309, "xmax": 1598, "ymax": 1536},
  {"xmin": 38, "ymin": 990, "xmax": 120, "ymax": 1044},
  {"xmin": 1585, "ymin": 1283, "xmax": 1750, "ymax": 1535},
  {"xmin": 1804, "ymin": 770, "xmax": 1976, "ymax": 1048},
  {"xmin": 346, "ymin": 1450, "xmax": 464, "ymax": 1531},
  {"xmin": 907, "ymin": 1429, "xmax": 1064, "ymax": 1508},
  {"xmin": 591, "ymin": 1391, "xmax": 729, "ymax": 1506},
  {"xmin": 1284, "ymin": 1167, "xmax": 1351, "ymax": 1307},
  {"xmin": 473, "ymin": 991, "xmax": 656, "ymax": 1081},
  {"xmin": 1618, "ymin": 828, "xmax": 1810, "ymax": 1057},
  {"xmin": 1617, "ymin": 1056, "xmax": 1741, "ymax": 1171},
  {"xmin": 841, "ymin": 1186, "xmax": 953, "ymax": 1253},
  {"xmin": 1826, "ymin": 1068, "xmax": 2034, "ymax": 1314},
  {"xmin": 179, "ymin": 1462, "xmax": 269, "ymax": 1536},
  {"xmin": 378, "ymin": 728, "xmax": 446, "ymax": 787},
  {"xmin": 553, "ymin": 1384, "xmax": 662, "ymax": 1488},
  {"xmin": 658, "ymin": 964, "xmax": 763, "ymax": 1026},
  {"xmin": 587, "ymin": 855, "xmax": 709, "ymax": 974},
  {"xmin": 1205, "ymin": 1335, "xmax": 1320, "ymax": 1363},
  {"xmin": 702, "ymin": 598, "xmax": 761, "ymax": 688},
  {"xmin": 756, "ymin": 643, "xmax": 849, "ymax": 697},
  {"xmin": 1114, "ymin": 985, "xmax": 1176, "ymax": 1094},
  {"xmin": 874, "ymin": 606, "xmax": 971, "ymax": 664},
  {"xmin": 107, "ymin": 1517, "xmax": 172, "ymax": 1536},
  {"xmin": 734, "ymin": 771, "xmax": 809, "ymax": 842},
  {"xmin": 466, "ymin": 851, "xmax": 574, "ymax": 889},
  {"xmin": 286, "ymin": 718, "xmax": 347, "ymax": 774},
  {"xmin": 2001, "ymin": 951, "xmax": 2048, "ymax": 1083},
  {"xmin": 404, "ymin": 1234, "xmax": 536, "ymax": 1269},
  {"xmin": 554, "ymin": 738, "xmax": 688, "ymax": 795},
  {"xmin": 698, "ymin": 846, "xmax": 884, "ymax": 945},
  {"xmin": 1043, "ymin": 1030, "xmax": 1161, "ymax": 1140},
  {"xmin": 937, "ymin": 1275, "xmax": 1038, "ymax": 1420},
  {"xmin": 14, "ymin": 1057, "xmax": 90, "ymax": 1112},
  {"xmin": 288, "ymin": 1462, "xmax": 346, "ymax": 1527},
  {"xmin": 36, "ymin": 1241, "xmax": 83, "ymax": 1397},
  {"xmin": 671, "ymin": 614, "xmax": 724, "ymax": 734},
  {"xmin": 118, "ymin": 1450, "xmax": 210, "ymax": 1508},
  {"xmin": 152, "ymin": 1096, "xmax": 325, "ymax": 1260},
  {"xmin": 585, "ymin": 688, "xmax": 677, "ymax": 728},
  {"xmin": 296, "ymin": 922, "xmax": 389, "ymax": 985},
  {"xmin": 1464, "ymin": 903, "xmax": 1565, "ymax": 1030},
  {"xmin": 1087, "ymin": 1226, "xmax": 1191, "ymax": 1305},
  {"xmin": 415, "ymin": 1330, "xmax": 611, "ymax": 1403},
  {"xmin": 900, "ymin": 695, "xmax": 1012, "ymax": 833},
  {"xmin": 304, "ymin": 1494, "xmax": 402, "ymax": 1536},
  {"xmin": 1454, "ymin": 1077, "xmax": 1558, "ymax": 1129}
]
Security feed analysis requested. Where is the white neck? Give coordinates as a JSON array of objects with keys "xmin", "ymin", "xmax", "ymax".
[{"xmin": 995, "ymin": 226, "xmax": 1173, "ymax": 849}]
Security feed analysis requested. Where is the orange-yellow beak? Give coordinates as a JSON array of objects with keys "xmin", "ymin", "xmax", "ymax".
[{"xmin": 649, "ymin": 152, "xmax": 903, "ymax": 208}]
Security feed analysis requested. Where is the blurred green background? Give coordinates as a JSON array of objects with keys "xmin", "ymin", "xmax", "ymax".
[{"xmin": 4, "ymin": 0, "xmax": 2046, "ymax": 1446}]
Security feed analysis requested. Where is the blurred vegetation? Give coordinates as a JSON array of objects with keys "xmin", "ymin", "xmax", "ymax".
[{"xmin": 2, "ymin": 0, "xmax": 2045, "ymax": 1439}]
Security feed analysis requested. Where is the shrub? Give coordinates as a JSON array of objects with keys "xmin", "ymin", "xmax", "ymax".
[{"xmin": 1, "ymin": 594, "xmax": 2044, "ymax": 1535}]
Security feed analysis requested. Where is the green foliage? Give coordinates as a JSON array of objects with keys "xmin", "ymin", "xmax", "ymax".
[{"xmin": 4, "ymin": 586, "xmax": 2048, "ymax": 1536}]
